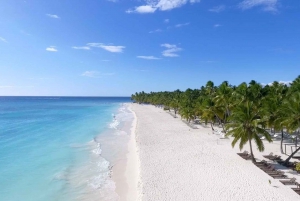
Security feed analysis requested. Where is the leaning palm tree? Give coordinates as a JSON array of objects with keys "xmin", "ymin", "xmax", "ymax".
[{"xmin": 226, "ymin": 101, "xmax": 272, "ymax": 163}]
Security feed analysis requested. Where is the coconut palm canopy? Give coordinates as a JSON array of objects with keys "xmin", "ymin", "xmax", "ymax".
[{"xmin": 131, "ymin": 76, "xmax": 300, "ymax": 163}]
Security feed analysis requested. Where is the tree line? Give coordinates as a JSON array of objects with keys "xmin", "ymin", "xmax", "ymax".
[{"xmin": 131, "ymin": 76, "xmax": 300, "ymax": 164}]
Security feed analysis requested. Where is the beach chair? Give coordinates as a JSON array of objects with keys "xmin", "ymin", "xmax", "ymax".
[
  {"xmin": 263, "ymin": 152, "xmax": 273, "ymax": 159},
  {"xmin": 270, "ymin": 172, "xmax": 287, "ymax": 179},
  {"xmin": 240, "ymin": 154, "xmax": 252, "ymax": 160},
  {"xmin": 254, "ymin": 160, "xmax": 268, "ymax": 166},
  {"xmin": 237, "ymin": 151, "xmax": 249, "ymax": 156},
  {"xmin": 258, "ymin": 164, "xmax": 273, "ymax": 170},
  {"xmin": 279, "ymin": 178, "xmax": 297, "ymax": 185}
]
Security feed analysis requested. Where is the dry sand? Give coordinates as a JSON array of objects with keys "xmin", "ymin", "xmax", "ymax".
[{"xmin": 131, "ymin": 104, "xmax": 300, "ymax": 201}]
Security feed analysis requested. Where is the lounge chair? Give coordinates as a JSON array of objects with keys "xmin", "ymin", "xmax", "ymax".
[
  {"xmin": 268, "ymin": 155, "xmax": 282, "ymax": 161},
  {"xmin": 240, "ymin": 154, "xmax": 252, "ymax": 160},
  {"xmin": 279, "ymin": 178, "xmax": 297, "ymax": 185},
  {"xmin": 272, "ymin": 156, "xmax": 283, "ymax": 162},
  {"xmin": 270, "ymin": 173, "xmax": 287, "ymax": 179},
  {"xmin": 258, "ymin": 164, "xmax": 273, "ymax": 170},
  {"xmin": 263, "ymin": 152, "xmax": 274, "ymax": 159},
  {"xmin": 237, "ymin": 151, "xmax": 249, "ymax": 156},
  {"xmin": 254, "ymin": 160, "xmax": 268, "ymax": 166},
  {"xmin": 292, "ymin": 189, "xmax": 300, "ymax": 195}
]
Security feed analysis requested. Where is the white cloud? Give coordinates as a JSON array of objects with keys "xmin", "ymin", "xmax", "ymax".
[
  {"xmin": 149, "ymin": 29, "xmax": 162, "ymax": 33},
  {"xmin": 127, "ymin": 0, "xmax": 200, "ymax": 14},
  {"xmin": 238, "ymin": 0, "xmax": 278, "ymax": 12},
  {"xmin": 164, "ymin": 19, "xmax": 169, "ymax": 23},
  {"xmin": 214, "ymin": 24, "xmax": 222, "ymax": 28},
  {"xmin": 161, "ymin": 43, "xmax": 182, "ymax": 57},
  {"xmin": 81, "ymin": 71, "xmax": 100, "ymax": 78},
  {"xmin": 87, "ymin": 43, "xmax": 125, "ymax": 53},
  {"xmin": 137, "ymin": 56, "xmax": 161, "ymax": 60},
  {"xmin": 209, "ymin": 5, "xmax": 225, "ymax": 13},
  {"xmin": 0, "ymin": 37, "xmax": 7, "ymax": 43},
  {"xmin": 46, "ymin": 46, "xmax": 57, "ymax": 52},
  {"xmin": 72, "ymin": 46, "xmax": 90, "ymax": 50},
  {"xmin": 279, "ymin": 81, "xmax": 291, "ymax": 85},
  {"xmin": 81, "ymin": 71, "xmax": 114, "ymax": 78},
  {"xmin": 265, "ymin": 81, "xmax": 292, "ymax": 86},
  {"xmin": 46, "ymin": 14, "xmax": 60, "ymax": 19},
  {"xmin": 175, "ymin": 22, "xmax": 190, "ymax": 28},
  {"xmin": 137, "ymin": 5, "xmax": 157, "ymax": 13}
]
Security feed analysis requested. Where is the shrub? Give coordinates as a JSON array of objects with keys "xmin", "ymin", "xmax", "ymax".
[{"xmin": 295, "ymin": 163, "xmax": 300, "ymax": 172}]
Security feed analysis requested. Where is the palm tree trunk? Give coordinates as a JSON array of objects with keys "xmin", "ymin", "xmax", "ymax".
[
  {"xmin": 210, "ymin": 122, "xmax": 214, "ymax": 131},
  {"xmin": 214, "ymin": 114, "xmax": 226, "ymax": 134},
  {"xmin": 248, "ymin": 132, "xmax": 256, "ymax": 163},
  {"xmin": 280, "ymin": 129, "xmax": 284, "ymax": 154},
  {"xmin": 283, "ymin": 146, "xmax": 300, "ymax": 165}
]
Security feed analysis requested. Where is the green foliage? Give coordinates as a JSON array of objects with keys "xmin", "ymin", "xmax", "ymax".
[
  {"xmin": 131, "ymin": 75, "xmax": 300, "ymax": 163},
  {"xmin": 163, "ymin": 107, "xmax": 170, "ymax": 111},
  {"xmin": 296, "ymin": 163, "xmax": 300, "ymax": 171}
]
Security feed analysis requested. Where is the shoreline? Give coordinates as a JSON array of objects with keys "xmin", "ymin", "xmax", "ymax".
[{"xmin": 112, "ymin": 104, "xmax": 139, "ymax": 201}]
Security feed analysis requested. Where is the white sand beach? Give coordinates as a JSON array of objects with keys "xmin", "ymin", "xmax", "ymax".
[{"xmin": 130, "ymin": 104, "xmax": 300, "ymax": 201}]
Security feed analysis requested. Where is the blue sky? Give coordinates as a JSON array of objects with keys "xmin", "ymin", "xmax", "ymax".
[{"xmin": 0, "ymin": 0, "xmax": 299, "ymax": 96}]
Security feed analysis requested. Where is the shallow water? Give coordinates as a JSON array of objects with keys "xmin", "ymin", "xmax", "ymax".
[{"xmin": 0, "ymin": 97, "xmax": 132, "ymax": 201}]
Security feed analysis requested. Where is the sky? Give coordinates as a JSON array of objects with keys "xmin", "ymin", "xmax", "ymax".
[{"xmin": 0, "ymin": 0, "xmax": 299, "ymax": 96}]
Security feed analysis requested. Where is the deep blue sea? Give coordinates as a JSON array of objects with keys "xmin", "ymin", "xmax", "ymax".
[{"xmin": 0, "ymin": 97, "xmax": 133, "ymax": 201}]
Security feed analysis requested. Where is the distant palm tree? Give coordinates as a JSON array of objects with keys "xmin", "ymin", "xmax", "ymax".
[
  {"xmin": 214, "ymin": 81, "xmax": 233, "ymax": 133},
  {"xmin": 226, "ymin": 101, "xmax": 272, "ymax": 162}
]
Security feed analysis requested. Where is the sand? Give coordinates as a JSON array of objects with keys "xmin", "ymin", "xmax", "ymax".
[
  {"xmin": 112, "ymin": 104, "xmax": 139, "ymax": 201},
  {"xmin": 131, "ymin": 104, "xmax": 300, "ymax": 201}
]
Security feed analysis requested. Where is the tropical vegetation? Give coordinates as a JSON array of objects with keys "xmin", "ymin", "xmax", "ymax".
[{"xmin": 131, "ymin": 76, "xmax": 300, "ymax": 163}]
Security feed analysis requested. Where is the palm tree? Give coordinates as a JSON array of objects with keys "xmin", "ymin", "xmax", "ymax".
[
  {"xmin": 263, "ymin": 81, "xmax": 288, "ymax": 153},
  {"xmin": 281, "ymin": 92, "xmax": 300, "ymax": 165},
  {"xmin": 226, "ymin": 101, "xmax": 272, "ymax": 163},
  {"xmin": 214, "ymin": 81, "xmax": 233, "ymax": 133}
]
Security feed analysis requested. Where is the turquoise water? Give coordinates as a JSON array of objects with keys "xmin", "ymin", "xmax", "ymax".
[{"xmin": 0, "ymin": 97, "xmax": 132, "ymax": 201}]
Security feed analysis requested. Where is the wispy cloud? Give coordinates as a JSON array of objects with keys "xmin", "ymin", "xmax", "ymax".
[
  {"xmin": 161, "ymin": 44, "xmax": 182, "ymax": 57},
  {"xmin": 126, "ymin": 5, "xmax": 157, "ymax": 13},
  {"xmin": 87, "ymin": 43, "xmax": 125, "ymax": 53},
  {"xmin": 214, "ymin": 24, "xmax": 222, "ymax": 28},
  {"xmin": 164, "ymin": 19, "xmax": 169, "ymax": 23},
  {"xmin": 175, "ymin": 22, "xmax": 190, "ymax": 28},
  {"xmin": 265, "ymin": 81, "xmax": 292, "ymax": 86},
  {"xmin": 238, "ymin": 0, "xmax": 278, "ymax": 12},
  {"xmin": 46, "ymin": 14, "xmax": 60, "ymax": 19},
  {"xmin": 137, "ymin": 56, "xmax": 161, "ymax": 60},
  {"xmin": 46, "ymin": 46, "xmax": 58, "ymax": 52},
  {"xmin": 107, "ymin": 0, "xmax": 118, "ymax": 2},
  {"xmin": 149, "ymin": 29, "xmax": 162, "ymax": 33},
  {"xmin": 81, "ymin": 71, "xmax": 114, "ymax": 78},
  {"xmin": 126, "ymin": 0, "xmax": 201, "ymax": 14},
  {"xmin": 0, "ymin": 37, "xmax": 7, "ymax": 43},
  {"xmin": 72, "ymin": 46, "xmax": 90, "ymax": 50},
  {"xmin": 209, "ymin": 5, "xmax": 225, "ymax": 13}
]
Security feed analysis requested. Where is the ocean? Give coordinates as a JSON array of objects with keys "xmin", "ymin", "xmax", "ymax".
[{"xmin": 0, "ymin": 96, "xmax": 133, "ymax": 201}]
